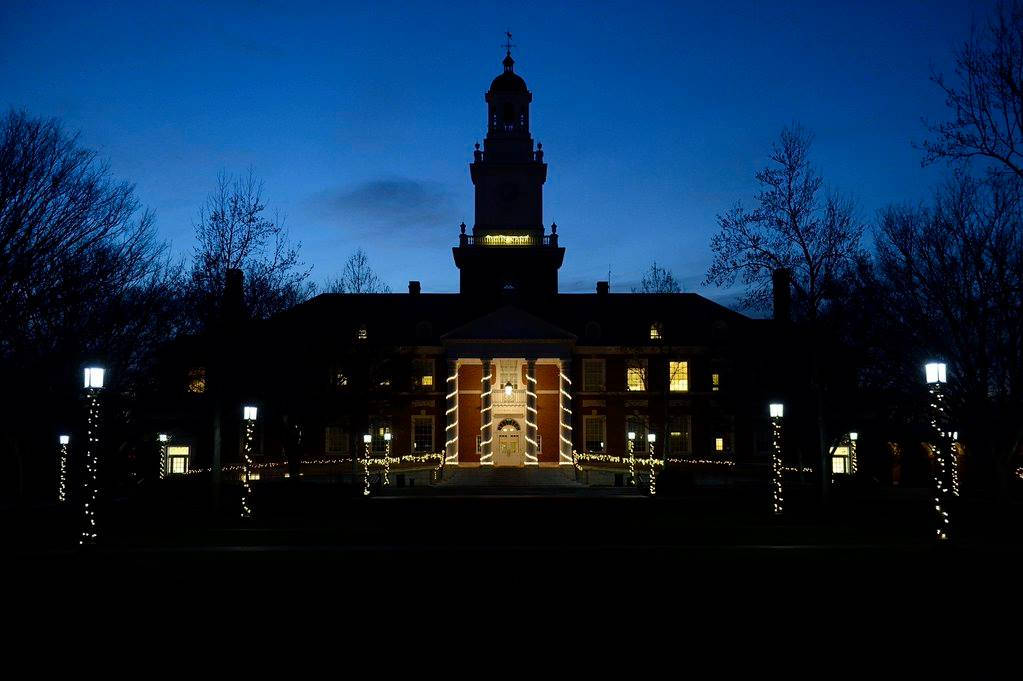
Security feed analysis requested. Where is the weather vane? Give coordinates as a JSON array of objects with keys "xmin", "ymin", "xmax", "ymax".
[{"xmin": 502, "ymin": 31, "xmax": 516, "ymax": 55}]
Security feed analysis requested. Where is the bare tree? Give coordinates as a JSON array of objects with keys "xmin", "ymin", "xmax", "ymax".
[
  {"xmin": 923, "ymin": 1, "xmax": 1023, "ymax": 179},
  {"xmin": 874, "ymin": 172, "xmax": 1023, "ymax": 496},
  {"xmin": 0, "ymin": 110, "xmax": 174, "ymax": 502},
  {"xmin": 186, "ymin": 170, "xmax": 312, "ymax": 327},
  {"xmin": 324, "ymin": 247, "xmax": 391, "ymax": 293},
  {"xmin": 634, "ymin": 261, "xmax": 682, "ymax": 293},
  {"xmin": 704, "ymin": 125, "xmax": 864, "ymax": 320}
]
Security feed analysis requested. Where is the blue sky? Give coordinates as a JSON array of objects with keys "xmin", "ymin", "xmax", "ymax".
[{"xmin": 0, "ymin": 0, "xmax": 998, "ymax": 302}]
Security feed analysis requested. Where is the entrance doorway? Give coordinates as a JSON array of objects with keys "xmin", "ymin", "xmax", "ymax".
[{"xmin": 494, "ymin": 418, "xmax": 522, "ymax": 466}]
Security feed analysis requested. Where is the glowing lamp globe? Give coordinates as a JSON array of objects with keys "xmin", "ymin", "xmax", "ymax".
[
  {"xmin": 243, "ymin": 406, "xmax": 258, "ymax": 421},
  {"xmin": 363, "ymin": 434, "xmax": 372, "ymax": 444},
  {"xmin": 504, "ymin": 381, "xmax": 514, "ymax": 397},
  {"xmin": 384, "ymin": 432, "xmax": 391, "ymax": 442},
  {"xmin": 647, "ymin": 433, "xmax": 656, "ymax": 443},
  {"xmin": 925, "ymin": 362, "xmax": 947, "ymax": 384},
  {"xmin": 849, "ymin": 432, "xmax": 858, "ymax": 441},
  {"xmin": 627, "ymin": 431, "xmax": 636, "ymax": 441},
  {"xmin": 59, "ymin": 435, "xmax": 70, "ymax": 445},
  {"xmin": 83, "ymin": 367, "xmax": 105, "ymax": 389},
  {"xmin": 769, "ymin": 403, "xmax": 784, "ymax": 418},
  {"xmin": 158, "ymin": 433, "xmax": 168, "ymax": 442}
]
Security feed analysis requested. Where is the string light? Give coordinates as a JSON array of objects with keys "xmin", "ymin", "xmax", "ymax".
[
  {"xmin": 524, "ymin": 372, "xmax": 539, "ymax": 465},
  {"xmin": 240, "ymin": 407, "xmax": 257, "ymax": 519},
  {"xmin": 80, "ymin": 367, "xmax": 104, "ymax": 545},
  {"xmin": 480, "ymin": 368, "xmax": 493, "ymax": 465},
  {"xmin": 925, "ymin": 362, "xmax": 953, "ymax": 542},
  {"xmin": 559, "ymin": 369, "xmax": 574, "ymax": 465},
  {"xmin": 445, "ymin": 371, "xmax": 459, "ymax": 464},
  {"xmin": 848, "ymin": 432, "xmax": 858, "ymax": 476},
  {"xmin": 626, "ymin": 432, "xmax": 636, "ymax": 485},
  {"xmin": 382, "ymin": 432, "xmax": 391, "ymax": 485},
  {"xmin": 769, "ymin": 403, "xmax": 784, "ymax": 515},
  {"xmin": 158, "ymin": 433, "xmax": 169, "ymax": 480},
  {"xmin": 362, "ymin": 434, "xmax": 372, "ymax": 496},
  {"xmin": 58, "ymin": 435, "xmax": 70, "ymax": 503}
]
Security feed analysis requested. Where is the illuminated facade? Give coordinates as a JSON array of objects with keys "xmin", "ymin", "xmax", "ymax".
[{"xmin": 151, "ymin": 50, "xmax": 784, "ymax": 488}]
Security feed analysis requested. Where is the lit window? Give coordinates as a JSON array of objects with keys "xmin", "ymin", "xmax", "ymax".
[
  {"xmin": 582, "ymin": 359, "xmax": 605, "ymax": 392},
  {"xmin": 187, "ymin": 368, "xmax": 206, "ymax": 394},
  {"xmin": 414, "ymin": 359, "xmax": 434, "ymax": 390},
  {"xmin": 626, "ymin": 416, "xmax": 649, "ymax": 453},
  {"xmin": 669, "ymin": 361, "xmax": 689, "ymax": 392},
  {"xmin": 166, "ymin": 446, "xmax": 190, "ymax": 475},
  {"xmin": 712, "ymin": 373, "xmax": 720, "ymax": 391},
  {"xmin": 626, "ymin": 360, "xmax": 647, "ymax": 391},
  {"xmin": 356, "ymin": 324, "xmax": 368, "ymax": 341},
  {"xmin": 325, "ymin": 427, "xmax": 348, "ymax": 454},
  {"xmin": 715, "ymin": 437, "xmax": 724, "ymax": 452},
  {"xmin": 413, "ymin": 416, "xmax": 434, "ymax": 452},
  {"xmin": 650, "ymin": 323, "xmax": 663, "ymax": 340},
  {"xmin": 667, "ymin": 416, "xmax": 692, "ymax": 455},
  {"xmin": 832, "ymin": 445, "xmax": 850, "ymax": 475},
  {"xmin": 583, "ymin": 415, "xmax": 606, "ymax": 453}
]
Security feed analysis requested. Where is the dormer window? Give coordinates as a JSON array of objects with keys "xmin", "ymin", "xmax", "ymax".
[{"xmin": 650, "ymin": 322, "xmax": 663, "ymax": 340}]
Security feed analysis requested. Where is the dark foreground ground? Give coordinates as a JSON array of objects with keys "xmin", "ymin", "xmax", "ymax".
[{"xmin": 8, "ymin": 478, "xmax": 1023, "ymax": 603}]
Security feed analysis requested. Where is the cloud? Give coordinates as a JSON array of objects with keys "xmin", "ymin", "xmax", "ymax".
[{"xmin": 311, "ymin": 178, "xmax": 455, "ymax": 233}]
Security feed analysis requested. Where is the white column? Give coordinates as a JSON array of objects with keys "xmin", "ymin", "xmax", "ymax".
[
  {"xmin": 445, "ymin": 359, "xmax": 459, "ymax": 464},
  {"xmin": 480, "ymin": 358, "xmax": 494, "ymax": 465},
  {"xmin": 559, "ymin": 359, "xmax": 574, "ymax": 465},
  {"xmin": 525, "ymin": 359, "xmax": 539, "ymax": 465}
]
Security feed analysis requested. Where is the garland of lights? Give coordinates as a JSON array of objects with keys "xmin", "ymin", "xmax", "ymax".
[
  {"xmin": 771, "ymin": 413, "xmax": 784, "ymax": 515},
  {"xmin": 58, "ymin": 437, "xmax": 69, "ymax": 503},
  {"xmin": 524, "ymin": 372, "xmax": 539, "ymax": 465},
  {"xmin": 928, "ymin": 383, "xmax": 952, "ymax": 541},
  {"xmin": 80, "ymin": 389, "xmax": 101, "ymax": 544},
  {"xmin": 240, "ymin": 419, "xmax": 255, "ymax": 518},
  {"xmin": 362, "ymin": 440, "xmax": 371, "ymax": 496},
  {"xmin": 159, "ymin": 436, "xmax": 168, "ymax": 480},
  {"xmin": 559, "ymin": 370, "xmax": 574, "ymax": 465},
  {"xmin": 849, "ymin": 439, "xmax": 858, "ymax": 476},
  {"xmin": 648, "ymin": 441, "xmax": 657, "ymax": 495},
  {"xmin": 382, "ymin": 438, "xmax": 391, "ymax": 485},
  {"xmin": 574, "ymin": 452, "xmax": 664, "ymax": 468},
  {"xmin": 180, "ymin": 453, "xmax": 445, "ymax": 476},
  {"xmin": 627, "ymin": 438, "xmax": 636, "ymax": 485},
  {"xmin": 479, "ymin": 368, "xmax": 494, "ymax": 465},
  {"xmin": 664, "ymin": 458, "xmax": 736, "ymax": 466},
  {"xmin": 444, "ymin": 371, "xmax": 459, "ymax": 464}
]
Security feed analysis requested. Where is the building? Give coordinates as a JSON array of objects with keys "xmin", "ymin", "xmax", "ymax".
[{"xmin": 151, "ymin": 49, "xmax": 790, "ymax": 489}]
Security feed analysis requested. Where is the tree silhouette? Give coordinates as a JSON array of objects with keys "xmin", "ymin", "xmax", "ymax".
[
  {"xmin": 705, "ymin": 125, "xmax": 863, "ymax": 320},
  {"xmin": 634, "ymin": 261, "xmax": 681, "ymax": 293},
  {"xmin": 324, "ymin": 247, "xmax": 391, "ymax": 293},
  {"xmin": 185, "ymin": 170, "xmax": 312, "ymax": 329}
]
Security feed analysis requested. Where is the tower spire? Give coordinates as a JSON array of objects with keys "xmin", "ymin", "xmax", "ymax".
[{"xmin": 502, "ymin": 31, "xmax": 516, "ymax": 71}]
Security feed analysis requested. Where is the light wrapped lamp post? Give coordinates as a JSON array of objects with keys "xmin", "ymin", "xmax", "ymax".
[
  {"xmin": 362, "ymin": 433, "xmax": 372, "ymax": 496},
  {"xmin": 925, "ymin": 362, "xmax": 953, "ymax": 542},
  {"xmin": 241, "ymin": 406, "xmax": 257, "ymax": 519},
  {"xmin": 81, "ymin": 367, "xmax": 104, "ymax": 544},
  {"xmin": 382, "ymin": 431, "xmax": 392, "ymax": 486},
  {"xmin": 158, "ymin": 433, "xmax": 169, "ymax": 480},
  {"xmin": 646, "ymin": 432, "xmax": 657, "ymax": 496},
  {"xmin": 848, "ymin": 432, "xmax": 858, "ymax": 476},
  {"xmin": 769, "ymin": 403, "xmax": 785, "ymax": 515},
  {"xmin": 627, "ymin": 431, "xmax": 636, "ymax": 486},
  {"xmin": 58, "ymin": 435, "xmax": 70, "ymax": 503}
]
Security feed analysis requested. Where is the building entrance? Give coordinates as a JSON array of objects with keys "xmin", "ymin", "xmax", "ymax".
[{"xmin": 494, "ymin": 418, "xmax": 523, "ymax": 466}]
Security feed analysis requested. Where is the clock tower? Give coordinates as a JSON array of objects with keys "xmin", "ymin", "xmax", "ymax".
[{"xmin": 453, "ymin": 48, "xmax": 564, "ymax": 300}]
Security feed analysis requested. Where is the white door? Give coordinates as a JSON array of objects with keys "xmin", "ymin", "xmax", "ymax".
[{"xmin": 496, "ymin": 432, "xmax": 521, "ymax": 466}]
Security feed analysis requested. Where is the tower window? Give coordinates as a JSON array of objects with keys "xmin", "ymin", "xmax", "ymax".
[{"xmin": 669, "ymin": 361, "xmax": 689, "ymax": 392}]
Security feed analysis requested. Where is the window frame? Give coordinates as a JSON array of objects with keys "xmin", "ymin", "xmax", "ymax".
[
  {"xmin": 626, "ymin": 359, "xmax": 647, "ymax": 392},
  {"xmin": 583, "ymin": 415, "xmax": 606, "ymax": 453},
  {"xmin": 667, "ymin": 415, "xmax": 692, "ymax": 456},
  {"xmin": 412, "ymin": 415, "xmax": 434, "ymax": 452},
  {"xmin": 166, "ymin": 445, "xmax": 190, "ymax": 475},
  {"xmin": 582, "ymin": 359, "xmax": 606, "ymax": 392},
  {"xmin": 669, "ymin": 360, "xmax": 689, "ymax": 392}
]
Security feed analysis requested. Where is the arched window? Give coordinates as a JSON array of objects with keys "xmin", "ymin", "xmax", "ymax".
[{"xmin": 497, "ymin": 418, "xmax": 520, "ymax": 431}]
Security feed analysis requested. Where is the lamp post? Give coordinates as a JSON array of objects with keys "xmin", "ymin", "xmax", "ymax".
[
  {"xmin": 362, "ymin": 433, "xmax": 372, "ymax": 496},
  {"xmin": 848, "ymin": 432, "xmax": 858, "ymax": 477},
  {"xmin": 627, "ymin": 431, "xmax": 636, "ymax": 485},
  {"xmin": 647, "ymin": 432, "xmax": 657, "ymax": 496},
  {"xmin": 382, "ymin": 431, "xmax": 392, "ymax": 486},
  {"xmin": 769, "ymin": 402, "xmax": 784, "ymax": 515},
  {"xmin": 81, "ymin": 366, "xmax": 104, "ymax": 544},
  {"xmin": 241, "ymin": 406, "xmax": 257, "ymax": 519},
  {"xmin": 925, "ymin": 362, "xmax": 953, "ymax": 542},
  {"xmin": 158, "ymin": 433, "xmax": 169, "ymax": 480},
  {"xmin": 504, "ymin": 381, "xmax": 514, "ymax": 397},
  {"xmin": 58, "ymin": 435, "xmax": 70, "ymax": 503}
]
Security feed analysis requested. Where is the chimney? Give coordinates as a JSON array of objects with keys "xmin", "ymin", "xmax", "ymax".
[
  {"xmin": 408, "ymin": 280, "xmax": 421, "ymax": 295},
  {"xmin": 223, "ymin": 268, "xmax": 246, "ymax": 322},
  {"xmin": 772, "ymin": 268, "xmax": 791, "ymax": 322},
  {"xmin": 596, "ymin": 281, "xmax": 609, "ymax": 297}
]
